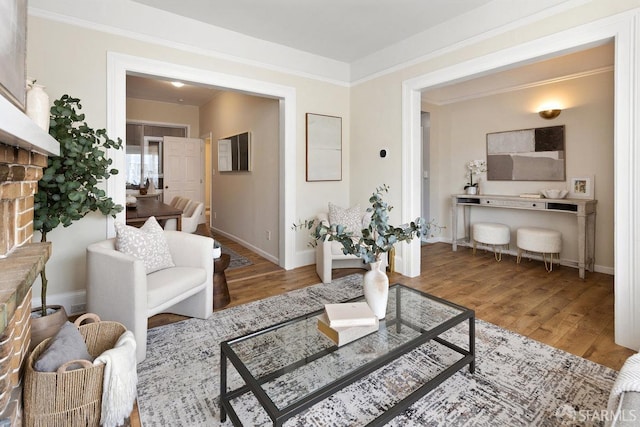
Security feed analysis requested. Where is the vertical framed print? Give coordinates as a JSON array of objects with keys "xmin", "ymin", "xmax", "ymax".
[
  {"xmin": 0, "ymin": 0, "xmax": 27, "ymax": 110},
  {"xmin": 306, "ymin": 113, "xmax": 342, "ymax": 181}
]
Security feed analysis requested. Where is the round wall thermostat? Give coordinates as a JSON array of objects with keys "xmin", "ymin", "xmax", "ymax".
[{"xmin": 380, "ymin": 149, "xmax": 387, "ymax": 158}]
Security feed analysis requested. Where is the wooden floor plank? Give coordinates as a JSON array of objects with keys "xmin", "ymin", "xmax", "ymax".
[{"xmin": 132, "ymin": 239, "xmax": 633, "ymax": 427}]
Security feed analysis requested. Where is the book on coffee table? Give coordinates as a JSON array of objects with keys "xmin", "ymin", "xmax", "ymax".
[
  {"xmin": 324, "ymin": 302, "xmax": 377, "ymax": 328},
  {"xmin": 317, "ymin": 313, "xmax": 379, "ymax": 346}
]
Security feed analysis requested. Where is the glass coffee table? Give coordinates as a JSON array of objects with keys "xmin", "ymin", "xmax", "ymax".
[{"xmin": 220, "ymin": 284, "xmax": 475, "ymax": 426}]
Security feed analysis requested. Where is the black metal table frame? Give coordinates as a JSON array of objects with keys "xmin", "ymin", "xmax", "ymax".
[{"xmin": 220, "ymin": 284, "xmax": 475, "ymax": 426}]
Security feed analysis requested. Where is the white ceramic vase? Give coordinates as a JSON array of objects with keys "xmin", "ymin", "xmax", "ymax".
[
  {"xmin": 466, "ymin": 186, "xmax": 478, "ymax": 195},
  {"xmin": 26, "ymin": 83, "xmax": 50, "ymax": 131},
  {"xmin": 363, "ymin": 259, "xmax": 389, "ymax": 319}
]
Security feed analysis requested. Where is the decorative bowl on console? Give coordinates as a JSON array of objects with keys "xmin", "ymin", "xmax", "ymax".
[{"xmin": 541, "ymin": 189, "xmax": 568, "ymax": 199}]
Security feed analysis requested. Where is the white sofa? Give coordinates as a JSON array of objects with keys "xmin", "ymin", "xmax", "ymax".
[
  {"xmin": 165, "ymin": 196, "xmax": 204, "ymax": 233},
  {"xmin": 86, "ymin": 231, "xmax": 213, "ymax": 362}
]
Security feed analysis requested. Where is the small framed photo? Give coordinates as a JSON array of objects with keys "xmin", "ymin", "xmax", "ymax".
[{"xmin": 568, "ymin": 176, "xmax": 594, "ymax": 199}]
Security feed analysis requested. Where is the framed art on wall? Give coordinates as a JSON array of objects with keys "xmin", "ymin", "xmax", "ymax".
[
  {"xmin": 568, "ymin": 176, "xmax": 594, "ymax": 199},
  {"xmin": 306, "ymin": 113, "xmax": 342, "ymax": 181},
  {"xmin": 486, "ymin": 125, "xmax": 565, "ymax": 181},
  {"xmin": 0, "ymin": 0, "xmax": 27, "ymax": 110}
]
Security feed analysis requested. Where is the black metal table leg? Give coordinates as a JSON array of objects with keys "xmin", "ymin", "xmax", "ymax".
[{"xmin": 220, "ymin": 348, "xmax": 228, "ymax": 422}]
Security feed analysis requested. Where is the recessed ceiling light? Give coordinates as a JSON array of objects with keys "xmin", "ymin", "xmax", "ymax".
[{"xmin": 171, "ymin": 81, "xmax": 184, "ymax": 88}]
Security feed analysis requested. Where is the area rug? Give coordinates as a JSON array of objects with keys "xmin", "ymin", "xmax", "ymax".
[
  {"xmin": 137, "ymin": 274, "xmax": 617, "ymax": 426},
  {"xmin": 220, "ymin": 245, "xmax": 252, "ymax": 270}
]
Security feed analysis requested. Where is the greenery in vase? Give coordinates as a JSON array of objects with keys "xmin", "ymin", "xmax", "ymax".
[
  {"xmin": 295, "ymin": 185, "xmax": 442, "ymax": 264},
  {"xmin": 464, "ymin": 159, "xmax": 487, "ymax": 189},
  {"xmin": 33, "ymin": 95, "xmax": 123, "ymax": 316}
]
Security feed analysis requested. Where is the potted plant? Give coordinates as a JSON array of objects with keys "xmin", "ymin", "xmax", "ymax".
[
  {"xmin": 31, "ymin": 94, "xmax": 123, "ymax": 348},
  {"xmin": 463, "ymin": 160, "xmax": 487, "ymax": 195},
  {"xmin": 296, "ymin": 185, "xmax": 441, "ymax": 318}
]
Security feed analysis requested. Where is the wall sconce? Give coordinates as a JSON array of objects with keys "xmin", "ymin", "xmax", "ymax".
[{"xmin": 538, "ymin": 109, "xmax": 561, "ymax": 120}]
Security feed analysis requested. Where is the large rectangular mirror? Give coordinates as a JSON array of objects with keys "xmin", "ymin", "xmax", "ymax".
[{"xmin": 218, "ymin": 131, "xmax": 251, "ymax": 172}]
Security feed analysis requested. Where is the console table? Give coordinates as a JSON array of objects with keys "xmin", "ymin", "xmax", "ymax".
[{"xmin": 451, "ymin": 194, "xmax": 597, "ymax": 278}]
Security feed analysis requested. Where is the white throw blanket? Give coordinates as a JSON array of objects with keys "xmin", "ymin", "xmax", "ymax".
[
  {"xmin": 93, "ymin": 331, "xmax": 138, "ymax": 427},
  {"xmin": 606, "ymin": 352, "xmax": 640, "ymax": 426}
]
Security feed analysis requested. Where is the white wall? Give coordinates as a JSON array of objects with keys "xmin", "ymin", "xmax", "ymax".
[
  {"xmin": 126, "ymin": 98, "xmax": 200, "ymax": 137},
  {"xmin": 200, "ymin": 91, "xmax": 280, "ymax": 261},
  {"xmin": 427, "ymin": 70, "xmax": 614, "ymax": 271}
]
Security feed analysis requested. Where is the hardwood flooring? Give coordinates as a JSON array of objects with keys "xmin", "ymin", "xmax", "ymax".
[{"xmin": 132, "ymin": 237, "xmax": 633, "ymax": 426}]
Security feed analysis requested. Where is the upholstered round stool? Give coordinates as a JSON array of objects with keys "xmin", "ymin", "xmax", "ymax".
[
  {"xmin": 472, "ymin": 222, "xmax": 510, "ymax": 262},
  {"xmin": 516, "ymin": 227, "xmax": 562, "ymax": 272}
]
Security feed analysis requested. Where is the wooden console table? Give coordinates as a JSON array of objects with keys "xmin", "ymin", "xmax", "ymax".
[{"xmin": 451, "ymin": 194, "xmax": 597, "ymax": 278}]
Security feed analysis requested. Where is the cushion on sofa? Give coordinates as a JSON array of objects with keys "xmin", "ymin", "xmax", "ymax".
[
  {"xmin": 328, "ymin": 203, "xmax": 363, "ymax": 236},
  {"xmin": 115, "ymin": 216, "xmax": 175, "ymax": 273}
]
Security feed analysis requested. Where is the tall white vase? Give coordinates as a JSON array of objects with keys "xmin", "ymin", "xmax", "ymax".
[
  {"xmin": 26, "ymin": 84, "xmax": 50, "ymax": 131},
  {"xmin": 363, "ymin": 259, "xmax": 389, "ymax": 319}
]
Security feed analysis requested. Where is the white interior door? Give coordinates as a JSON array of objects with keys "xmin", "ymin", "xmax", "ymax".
[{"xmin": 163, "ymin": 136, "xmax": 205, "ymax": 221}]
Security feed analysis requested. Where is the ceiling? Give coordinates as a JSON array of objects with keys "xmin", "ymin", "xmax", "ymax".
[
  {"xmin": 127, "ymin": 42, "xmax": 614, "ymax": 107},
  {"xmin": 131, "ymin": 0, "xmax": 494, "ymax": 63}
]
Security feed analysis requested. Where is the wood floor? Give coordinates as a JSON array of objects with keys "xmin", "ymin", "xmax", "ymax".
[{"xmin": 132, "ymin": 235, "xmax": 633, "ymax": 426}]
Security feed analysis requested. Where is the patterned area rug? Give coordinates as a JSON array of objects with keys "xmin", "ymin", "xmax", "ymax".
[
  {"xmin": 137, "ymin": 274, "xmax": 617, "ymax": 426},
  {"xmin": 220, "ymin": 245, "xmax": 252, "ymax": 270}
]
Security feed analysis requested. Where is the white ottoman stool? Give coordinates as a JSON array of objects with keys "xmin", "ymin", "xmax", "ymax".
[
  {"xmin": 472, "ymin": 222, "xmax": 510, "ymax": 262},
  {"xmin": 516, "ymin": 227, "xmax": 562, "ymax": 272}
]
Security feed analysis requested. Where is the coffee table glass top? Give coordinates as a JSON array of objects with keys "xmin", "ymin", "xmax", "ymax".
[{"xmin": 224, "ymin": 284, "xmax": 472, "ymax": 411}]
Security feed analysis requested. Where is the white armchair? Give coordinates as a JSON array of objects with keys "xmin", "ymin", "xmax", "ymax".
[
  {"xmin": 86, "ymin": 231, "xmax": 213, "ymax": 362},
  {"xmin": 315, "ymin": 211, "xmax": 370, "ymax": 284},
  {"xmin": 165, "ymin": 197, "xmax": 204, "ymax": 233}
]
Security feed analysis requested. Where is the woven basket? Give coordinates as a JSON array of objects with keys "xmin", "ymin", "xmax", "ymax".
[{"xmin": 23, "ymin": 314, "xmax": 127, "ymax": 427}]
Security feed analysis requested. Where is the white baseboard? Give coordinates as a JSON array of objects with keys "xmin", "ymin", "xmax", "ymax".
[
  {"xmin": 32, "ymin": 290, "xmax": 87, "ymax": 316},
  {"xmin": 445, "ymin": 239, "xmax": 614, "ymax": 276},
  {"xmin": 210, "ymin": 227, "xmax": 279, "ymax": 265}
]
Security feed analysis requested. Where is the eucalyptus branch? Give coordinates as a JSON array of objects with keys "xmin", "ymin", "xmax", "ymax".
[{"xmin": 293, "ymin": 186, "xmax": 444, "ymax": 264}]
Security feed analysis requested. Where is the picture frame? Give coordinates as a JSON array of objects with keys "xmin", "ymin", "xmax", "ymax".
[
  {"xmin": 306, "ymin": 113, "xmax": 342, "ymax": 181},
  {"xmin": 486, "ymin": 125, "xmax": 565, "ymax": 181},
  {"xmin": 568, "ymin": 176, "xmax": 594, "ymax": 199},
  {"xmin": 0, "ymin": 0, "xmax": 28, "ymax": 111}
]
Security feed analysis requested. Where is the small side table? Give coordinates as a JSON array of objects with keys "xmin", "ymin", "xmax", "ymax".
[{"xmin": 213, "ymin": 254, "xmax": 231, "ymax": 309}]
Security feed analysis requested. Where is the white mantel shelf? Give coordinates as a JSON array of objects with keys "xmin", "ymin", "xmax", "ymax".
[
  {"xmin": 451, "ymin": 194, "xmax": 597, "ymax": 279},
  {"xmin": 0, "ymin": 95, "xmax": 58, "ymax": 156}
]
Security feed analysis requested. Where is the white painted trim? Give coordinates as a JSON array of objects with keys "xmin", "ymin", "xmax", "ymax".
[
  {"xmin": 32, "ymin": 290, "xmax": 86, "ymax": 316},
  {"xmin": 402, "ymin": 9, "xmax": 640, "ymax": 350},
  {"xmin": 106, "ymin": 52, "xmax": 296, "ymax": 269},
  {"xmin": 211, "ymin": 227, "xmax": 278, "ymax": 265},
  {"xmin": 423, "ymin": 65, "xmax": 615, "ymax": 106}
]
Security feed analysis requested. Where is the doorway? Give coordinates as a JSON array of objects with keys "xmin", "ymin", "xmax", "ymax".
[
  {"xmin": 401, "ymin": 17, "xmax": 639, "ymax": 350},
  {"xmin": 106, "ymin": 53, "xmax": 297, "ymax": 269}
]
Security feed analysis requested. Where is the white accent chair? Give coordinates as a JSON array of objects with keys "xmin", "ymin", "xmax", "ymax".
[
  {"xmin": 165, "ymin": 196, "xmax": 204, "ymax": 233},
  {"xmin": 86, "ymin": 231, "xmax": 214, "ymax": 362},
  {"xmin": 315, "ymin": 211, "xmax": 387, "ymax": 284}
]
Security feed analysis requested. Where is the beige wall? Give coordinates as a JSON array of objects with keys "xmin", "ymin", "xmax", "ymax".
[
  {"xmin": 126, "ymin": 98, "xmax": 200, "ymax": 137},
  {"xmin": 200, "ymin": 91, "xmax": 280, "ymax": 259},
  {"xmin": 427, "ymin": 71, "xmax": 614, "ymax": 269},
  {"xmin": 25, "ymin": 1, "xmax": 635, "ymax": 306},
  {"xmin": 27, "ymin": 15, "xmax": 350, "ymax": 304}
]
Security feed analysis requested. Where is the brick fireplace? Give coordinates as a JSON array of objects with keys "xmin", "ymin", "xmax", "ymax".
[{"xmin": 0, "ymin": 138, "xmax": 54, "ymax": 423}]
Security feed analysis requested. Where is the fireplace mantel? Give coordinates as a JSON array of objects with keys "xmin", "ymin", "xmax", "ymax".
[{"xmin": 0, "ymin": 95, "xmax": 58, "ymax": 156}]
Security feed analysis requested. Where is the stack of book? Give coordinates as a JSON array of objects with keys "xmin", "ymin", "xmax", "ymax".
[{"xmin": 317, "ymin": 302, "xmax": 379, "ymax": 346}]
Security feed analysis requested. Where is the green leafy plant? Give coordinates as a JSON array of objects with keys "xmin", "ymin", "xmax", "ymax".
[
  {"xmin": 33, "ymin": 95, "xmax": 123, "ymax": 316},
  {"xmin": 295, "ymin": 185, "xmax": 442, "ymax": 264}
]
